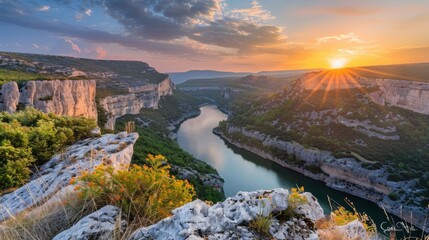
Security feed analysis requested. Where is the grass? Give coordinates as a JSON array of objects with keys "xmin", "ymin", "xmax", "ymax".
[
  {"xmin": 0, "ymin": 184, "xmax": 95, "ymax": 240},
  {"xmin": 0, "ymin": 69, "xmax": 51, "ymax": 86},
  {"xmin": 248, "ymin": 214, "xmax": 272, "ymax": 238},
  {"xmin": 1, "ymin": 51, "xmax": 167, "ymax": 84}
]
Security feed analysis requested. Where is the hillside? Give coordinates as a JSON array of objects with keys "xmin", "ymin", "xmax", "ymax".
[
  {"xmin": 342, "ymin": 62, "xmax": 429, "ymax": 82},
  {"xmin": 177, "ymin": 63, "xmax": 429, "ymax": 233},
  {"xmin": 170, "ymin": 69, "xmax": 315, "ymax": 84}
]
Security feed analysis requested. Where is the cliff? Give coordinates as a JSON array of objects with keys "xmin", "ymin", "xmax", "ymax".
[
  {"xmin": 366, "ymin": 78, "xmax": 429, "ymax": 114},
  {"xmin": 0, "ymin": 80, "xmax": 97, "ymax": 119},
  {"xmin": 218, "ymin": 125, "xmax": 429, "ymax": 233},
  {"xmin": 299, "ymin": 72, "xmax": 429, "ymax": 115},
  {"xmin": 101, "ymin": 77, "xmax": 175, "ymax": 129}
]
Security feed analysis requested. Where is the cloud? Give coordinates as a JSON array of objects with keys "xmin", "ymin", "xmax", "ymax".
[
  {"xmin": 38, "ymin": 5, "xmax": 51, "ymax": 12},
  {"xmin": 75, "ymin": 12, "xmax": 84, "ymax": 21},
  {"xmin": 64, "ymin": 38, "xmax": 81, "ymax": 53},
  {"xmin": 317, "ymin": 32, "xmax": 364, "ymax": 44},
  {"xmin": 228, "ymin": 0, "xmax": 274, "ymax": 23},
  {"xmin": 32, "ymin": 43, "xmax": 39, "ymax": 49},
  {"xmin": 95, "ymin": 46, "xmax": 107, "ymax": 59},
  {"xmin": 0, "ymin": 0, "xmax": 288, "ymax": 59},
  {"xmin": 85, "ymin": 9, "xmax": 92, "ymax": 16}
]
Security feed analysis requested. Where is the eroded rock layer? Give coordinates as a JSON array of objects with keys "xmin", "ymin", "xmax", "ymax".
[{"xmin": 0, "ymin": 80, "xmax": 97, "ymax": 119}]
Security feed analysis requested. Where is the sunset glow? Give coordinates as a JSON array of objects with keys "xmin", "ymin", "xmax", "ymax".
[
  {"xmin": 0, "ymin": 1, "xmax": 428, "ymax": 72},
  {"xmin": 330, "ymin": 58, "xmax": 348, "ymax": 69}
]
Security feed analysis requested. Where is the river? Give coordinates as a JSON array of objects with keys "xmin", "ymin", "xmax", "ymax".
[{"xmin": 176, "ymin": 105, "xmax": 424, "ymax": 238}]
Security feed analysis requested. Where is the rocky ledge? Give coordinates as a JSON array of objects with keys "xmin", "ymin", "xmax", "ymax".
[
  {"xmin": 0, "ymin": 132, "xmax": 138, "ymax": 222},
  {"xmin": 128, "ymin": 188, "xmax": 367, "ymax": 240}
]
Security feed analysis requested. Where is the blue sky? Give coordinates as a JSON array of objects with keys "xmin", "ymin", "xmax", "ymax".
[{"xmin": 1, "ymin": 0, "xmax": 428, "ymax": 72}]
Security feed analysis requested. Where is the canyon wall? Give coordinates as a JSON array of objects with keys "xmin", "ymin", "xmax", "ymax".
[
  {"xmin": 365, "ymin": 78, "xmax": 429, "ymax": 114},
  {"xmin": 0, "ymin": 80, "xmax": 97, "ymax": 119},
  {"xmin": 298, "ymin": 73, "xmax": 429, "ymax": 115},
  {"xmin": 101, "ymin": 77, "xmax": 174, "ymax": 129}
]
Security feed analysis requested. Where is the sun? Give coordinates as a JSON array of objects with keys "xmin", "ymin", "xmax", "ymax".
[{"xmin": 329, "ymin": 58, "xmax": 348, "ymax": 69}]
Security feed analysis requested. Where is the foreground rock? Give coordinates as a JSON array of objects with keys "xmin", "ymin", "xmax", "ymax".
[
  {"xmin": 129, "ymin": 188, "xmax": 324, "ymax": 240},
  {"xmin": 0, "ymin": 132, "xmax": 138, "ymax": 222},
  {"xmin": 53, "ymin": 205, "xmax": 126, "ymax": 240}
]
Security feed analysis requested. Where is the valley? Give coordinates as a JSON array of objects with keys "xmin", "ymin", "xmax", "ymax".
[{"xmin": 0, "ymin": 51, "xmax": 428, "ymax": 239}]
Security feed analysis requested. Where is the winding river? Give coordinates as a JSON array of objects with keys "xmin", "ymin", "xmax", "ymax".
[{"xmin": 176, "ymin": 105, "xmax": 423, "ymax": 238}]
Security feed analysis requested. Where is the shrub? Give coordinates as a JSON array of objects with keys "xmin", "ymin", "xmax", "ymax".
[
  {"xmin": 74, "ymin": 154, "xmax": 196, "ymax": 225},
  {"xmin": 0, "ymin": 140, "xmax": 34, "ymax": 190},
  {"xmin": 288, "ymin": 186, "xmax": 308, "ymax": 210},
  {"xmin": 0, "ymin": 108, "xmax": 96, "ymax": 191},
  {"xmin": 329, "ymin": 200, "xmax": 376, "ymax": 234}
]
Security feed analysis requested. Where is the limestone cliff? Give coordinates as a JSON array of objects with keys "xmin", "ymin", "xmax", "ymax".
[
  {"xmin": 366, "ymin": 78, "xmax": 429, "ymax": 114},
  {"xmin": 0, "ymin": 80, "xmax": 97, "ymax": 119},
  {"xmin": 101, "ymin": 77, "xmax": 175, "ymax": 129},
  {"xmin": 298, "ymin": 72, "xmax": 429, "ymax": 114}
]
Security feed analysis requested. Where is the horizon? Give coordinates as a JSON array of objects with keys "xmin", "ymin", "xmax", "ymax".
[
  {"xmin": 2, "ymin": 50, "xmax": 429, "ymax": 74},
  {"xmin": 1, "ymin": 0, "xmax": 428, "ymax": 72}
]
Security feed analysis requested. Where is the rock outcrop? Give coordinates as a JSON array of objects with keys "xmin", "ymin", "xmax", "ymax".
[
  {"xmin": 367, "ymin": 78, "xmax": 429, "ymax": 115},
  {"xmin": 53, "ymin": 205, "xmax": 126, "ymax": 240},
  {"xmin": 101, "ymin": 77, "xmax": 175, "ymax": 129},
  {"xmin": 0, "ymin": 132, "xmax": 138, "ymax": 222},
  {"xmin": 298, "ymin": 73, "xmax": 429, "ymax": 115},
  {"xmin": 129, "ymin": 188, "xmax": 324, "ymax": 240},
  {"xmin": 0, "ymin": 80, "xmax": 97, "ymax": 119}
]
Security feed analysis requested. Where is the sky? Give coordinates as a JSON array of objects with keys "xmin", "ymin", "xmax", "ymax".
[{"xmin": 0, "ymin": 0, "xmax": 428, "ymax": 72}]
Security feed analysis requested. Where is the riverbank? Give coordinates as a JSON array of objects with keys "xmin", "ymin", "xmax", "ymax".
[{"xmin": 212, "ymin": 127, "xmax": 428, "ymax": 234}]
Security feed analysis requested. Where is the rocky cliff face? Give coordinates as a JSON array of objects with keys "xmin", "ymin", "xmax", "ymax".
[
  {"xmin": 0, "ymin": 80, "xmax": 97, "ymax": 119},
  {"xmin": 220, "ymin": 125, "xmax": 429, "ymax": 233},
  {"xmin": 366, "ymin": 78, "xmax": 429, "ymax": 114},
  {"xmin": 299, "ymin": 73, "xmax": 429, "ymax": 114},
  {"xmin": 101, "ymin": 77, "xmax": 175, "ymax": 129}
]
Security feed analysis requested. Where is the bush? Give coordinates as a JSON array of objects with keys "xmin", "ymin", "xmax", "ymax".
[
  {"xmin": 288, "ymin": 186, "xmax": 308, "ymax": 210},
  {"xmin": 74, "ymin": 154, "xmax": 196, "ymax": 225},
  {"xmin": 0, "ymin": 108, "xmax": 96, "ymax": 191}
]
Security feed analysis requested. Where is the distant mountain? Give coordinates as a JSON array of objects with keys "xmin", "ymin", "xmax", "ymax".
[
  {"xmin": 169, "ymin": 69, "xmax": 320, "ymax": 84},
  {"xmin": 168, "ymin": 70, "xmax": 252, "ymax": 84}
]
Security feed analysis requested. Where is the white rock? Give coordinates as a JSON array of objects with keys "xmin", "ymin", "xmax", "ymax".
[
  {"xmin": 101, "ymin": 78, "xmax": 174, "ymax": 129},
  {"xmin": 0, "ymin": 81, "xmax": 19, "ymax": 113},
  {"xmin": 0, "ymin": 132, "xmax": 138, "ymax": 222},
  {"xmin": 336, "ymin": 220, "xmax": 368, "ymax": 240},
  {"xmin": 52, "ymin": 205, "xmax": 126, "ymax": 240},
  {"xmin": 129, "ymin": 188, "xmax": 291, "ymax": 240},
  {"xmin": 0, "ymin": 80, "xmax": 97, "ymax": 119},
  {"xmin": 295, "ymin": 192, "xmax": 325, "ymax": 222}
]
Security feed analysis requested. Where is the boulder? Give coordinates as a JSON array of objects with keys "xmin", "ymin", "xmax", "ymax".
[
  {"xmin": 52, "ymin": 205, "xmax": 126, "ymax": 240},
  {"xmin": 129, "ymin": 188, "xmax": 323, "ymax": 240}
]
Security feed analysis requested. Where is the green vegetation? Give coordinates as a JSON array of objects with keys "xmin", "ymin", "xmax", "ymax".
[
  {"xmin": 118, "ymin": 91, "xmax": 204, "ymax": 130},
  {"xmin": 0, "ymin": 108, "xmax": 96, "ymax": 191},
  {"xmin": 74, "ymin": 154, "xmax": 195, "ymax": 225},
  {"xmin": 114, "ymin": 91, "xmax": 224, "ymax": 202},
  {"xmin": 0, "ymin": 69, "xmax": 50, "ymax": 86},
  {"xmin": 346, "ymin": 62, "xmax": 429, "ymax": 83},
  {"xmin": 2, "ymin": 52, "xmax": 167, "ymax": 83}
]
